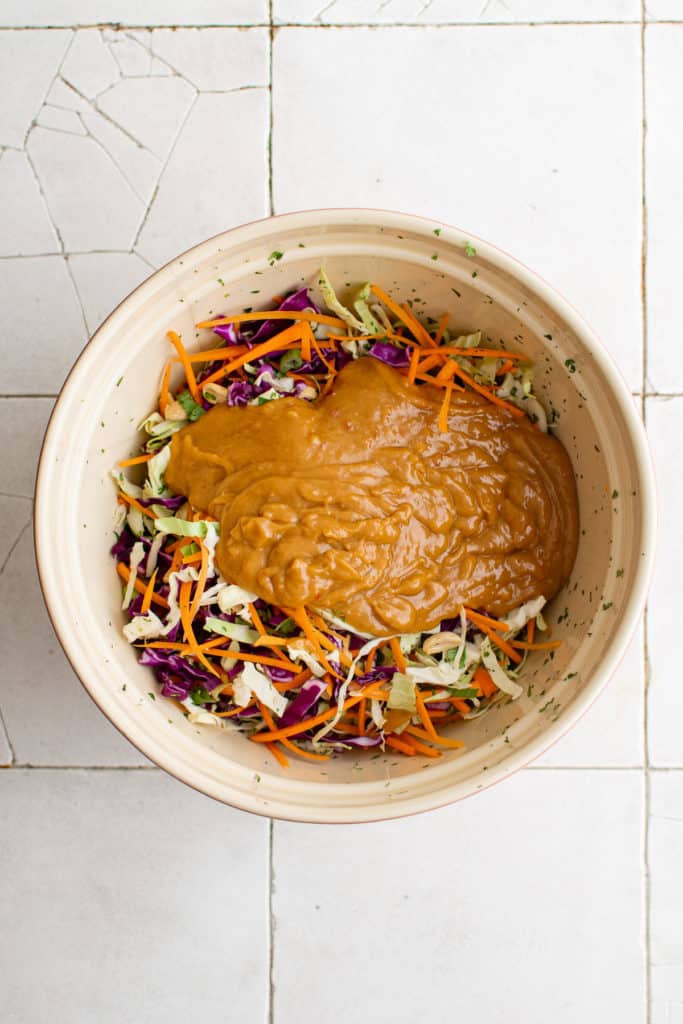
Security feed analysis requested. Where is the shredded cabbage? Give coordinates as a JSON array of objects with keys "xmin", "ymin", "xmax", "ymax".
[
  {"xmin": 387, "ymin": 673, "xmax": 417, "ymax": 714},
  {"xmin": 316, "ymin": 269, "xmax": 365, "ymax": 332},
  {"xmin": 205, "ymin": 618, "xmax": 259, "ymax": 644},
  {"xmin": 479, "ymin": 638, "xmax": 523, "ymax": 699},
  {"xmin": 233, "ymin": 662, "xmax": 288, "ymax": 717}
]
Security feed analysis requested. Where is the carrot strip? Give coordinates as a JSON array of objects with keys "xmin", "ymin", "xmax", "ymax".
[
  {"xmin": 465, "ymin": 608, "xmax": 510, "ymax": 633},
  {"xmin": 248, "ymin": 602, "xmax": 267, "ymax": 637},
  {"xmin": 117, "ymin": 492, "xmax": 158, "ymax": 519},
  {"xmin": 407, "ymin": 345, "xmax": 421, "ymax": 385},
  {"xmin": 365, "ymin": 644, "xmax": 379, "ymax": 674},
  {"xmin": 415, "ymin": 691, "xmax": 440, "ymax": 742},
  {"xmin": 215, "ymin": 702, "xmax": 255, "ymax": 717},
  {"xmin": 211, "ymin": 650, "xmax": 301, "ymax": 672},
  {"xmin": 433, "ymin": 312, "xmax": 450, "ymax": 346},
  {"xmin": 117, "ymin": 453, "xmax": 155, "ymax": 468},
  {"xmin": 418, "ymin": 352, "xmax": 444, "ymax": 374},
  {"xmin": 497, "ymin": 360, "xmax": 515, "ymax": 376},
  {"xmin": 116, "ymin": 562, "xmax": 169, "ymax": 609},
  {"xmin": 201, "ymin": 323, "xmax": 305, "ymax": 379},
  {"xmin": 448, "ymin": 361, "xmax": 525, "ymax": 417},
  {"xmin": 403, "ymin": 735, "xmax": 441, "ymax": 758},
  {"xmin": 435, "ymin": 359, "xmax": 459, "ymax": 386},
  {"xmin": 266, "ymin": 742, "xmax": 290, "ymax": 767},
  {"xmin": 259, "ymin": 702, "xmax": 330, "ymax": 763},
  {"xmin": 473, "ymin": 666, "xmax": 497, "ymax": 699},
  {"xmin": 369, "ymin": 284, "xmax": 433, "ymax": 348},
  {"xmin": 197, "ymin": 310, "xmax": 347, "ymax": 330},
  {"xmin": 184, "ymin": 346, "xmax": 249, "ymax": 363},
  {"xmin": 288, "ymin": 607, "xmax": 336, "ymax": 675},
  {"xmin": 452, "ymin": 699, "xmax": 472, "ymax": 715},
  {"xmin": 389, "ymin": 636, "xmax": 407, "ymax": 673},
  {"xmin": 384, "ymin": 734, "xmax": 416, "ymax": 756},
  {"xmin": 188, "ymin": 541, "xmax": 209, "ymax": 620},
  {"xmin": 405, "ymin": 725, "xmax": 464, "ymax": 749},
  {"xmin": 167, "ymin": 331, "xmax": 200, "ymax": 403},
  {"xmin": 179, "ymin": 580, "xmax": 218, "ymax": 675},
  {"xmin": 526, "ymin": 618, "xmax": 535, "ymax": 644},
  {"xmin": 301, "ymin": 322, "xmax": 312, "ymax": 361},
  {"xmin": 357, "ymin": 697, "xmax": 366, "ymax": 735},
  {"xmin": 438, "ymin": 383, "xmax": 453, "ymax": 433},
  {"xmin": 159, "ymin": 358, "xmax": 172, "ymax": 417},
  {"xmin": 250, "ymin": 685, "xmax": 384, "ymax": 743},
  {"xmin": 475, "ymin": 622, "xmax": 523, "ymax": 664},
  {"xmin": 140, "ymin": 568, "xmax": 158, "ymax": 615}
]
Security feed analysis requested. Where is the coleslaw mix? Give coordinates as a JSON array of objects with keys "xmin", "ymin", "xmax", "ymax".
[{"xmin": 111, "ymin": 269, "xmax": 562, "ymax": 766}]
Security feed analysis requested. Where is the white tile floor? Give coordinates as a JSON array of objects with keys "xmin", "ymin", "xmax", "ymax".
[{"xmin": 0, "ymin": 4, "xmax": 680, "ymax": 1022}]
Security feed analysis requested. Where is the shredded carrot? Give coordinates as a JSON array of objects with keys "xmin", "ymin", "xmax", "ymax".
[
  {"xmin": 405, "ymin": 725, "xmax": 464, "ymax": 749},
  {"xmin": 248, "ymin": 602, "xmax": 267, "ymax": 637},
  {"xmin": 116, "ymin": 562, "xmax": 169, "ymax": 609},
  {"xmin": 497, "ymin": 360, "xmax": 515, "ymax": 376},
  {"xmin": 166, "ymin": 330, "xmax": 200, "ymax": 403},
  {"xmin": 369, "ymin": 284, "xmax": 433, "ymax": 348},
  {"xmin": 365, "ymin": 643, "xmax": 379, "ymax": 674},
  {"xmin": 117, "ymin": 453, "xmax": 155, "ymax": 468},
  {"xmin": 140, "ymin": 568, "xmax": 158, "ymax": 615},
  {"xmin": 288, "ymin": 607, "xmax": 336, "ymax": 675},
  {"xmin": 418, "ymin": 352, "xmax": 444, "ymax": 374},
  {"xmin": 384, "ymin": 734, "xmax": 416, "ymax": 756},
  {"xmin": 197, "ymin": 310, "xmax": 347, "ymax": 330},
  {"xmin": 179, "ymin": 580, "xmax": 218, "ymax": 675},
  {"xmin": 117, "ymin": 492, "xmax": 157, "ymax": 519},
  {"xmin": 389, "ymin": 636, "xmax": 407, "ymax": 673},
  {"xmin": 434, "ymin": 312, "xmax": 450, "ymax": 346},
  {"xmin": 435, "ymin": 359, "xmax": 459, "ymax": 386},
  {"xmin": 452, "ymin": 698, "xmax": 472, "ymax": 716},
  {"xmin": 250, "ymin": 685, "xmax": 384, "ymax": 743},
  {"xmin": 188, "ymin": 541, "xmax": 209, "ymax": 620},
  {"xmin": 415, "ymin": 691, "xmax": 440, "ymax": 742},
  {"xmin": 448, "ymin": 361, "xmax": 525, "ymax": 417},
  {"xmin": 215, "ymin": 702, "xmax": 255, "ymax": 718},
  {"xmin": 184, "ymin": 346, "xmax": 249, "ymax": 363},
  {"xmin": 527, "ymin": 618, "xmax": 535, "ymax": 644},
  {"xmin": 407, "ymin": 345, "xmax": 421, "ymax": 385},
  {"xmin": 475, "ymin": 621, "xmax": 523, "ymax": 664},
  {"xmin": 258, "ymin": 702, "xmax": 329, "ymax": 763},
  {"xmin": 403, "ymin": 735, "xmax": 441, "ymax": 758},
  {"xmin": 473, "ymin": 666, "xmax": 497, "ymax": 699},
  {"xmin": 438, "ymin": 383, "xmax": 453, "ymax": 433},
  {"xmin": 301, "ymin": 322, "xmax": 313, "ymax": 361},
  {"xmin": 159, "ymin": 358, "xmax": 172, "ymax": 417},
  {"xmin": 213, "ymin": 650, "xmax": 301, "ymax": 673},
  {"xmin": 201, "ymin": 322, "xmax": 305, "ymax": 379},
  {"xmin": 266, "ymin": 742, "xmax": 289, "ymax": 767},
  {"xmin": 465, "ymin": 608, "xmax": 510, "ymax": 633},
  {"xmin": 357, "ymin": 697, "xmax": 366, "ymax": 735}
]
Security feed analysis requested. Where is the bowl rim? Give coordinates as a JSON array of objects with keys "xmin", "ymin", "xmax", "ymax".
[{"xmin": 34, "ymin": 207, "xmax": 657, "ymax": 823}]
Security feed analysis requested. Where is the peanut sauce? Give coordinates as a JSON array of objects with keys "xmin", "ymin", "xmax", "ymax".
[{"xmin": 166, "ymin": 358, "xmax": 579, "ymax": 636}]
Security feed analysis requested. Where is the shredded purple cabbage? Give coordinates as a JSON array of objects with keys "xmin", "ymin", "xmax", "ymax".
[
  {"xmin": 368, "ymin": 341, "xmax": 410, "ymax": 367},
  {"xmin": 279, "ymin": 678, "xmax": 328, "ymax": 727}
]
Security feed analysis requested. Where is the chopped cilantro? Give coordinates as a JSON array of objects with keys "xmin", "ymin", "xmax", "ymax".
[
  {"xmin": 189, "ymin": 685, "xmax": 213, "ymax": 706},
  {"xmin": 464, "ymin": 242, "xmax": 477, "ymax": 258},
  {"xmin": 275, "ymin": 616, "xmax": 298, "ymax": 636},
  {"xmin": 116, "ymin": 376, "xmax": 123, "ymax": 386},
  {"xmin": 565, "ymin": 358, "xmax": 577, "ymax": 373},
  {"xmin": 544, "ymin": 333, "xmax": 553, "ymax": 340},
  {"xmin": 430, "ymin": 253, "xmax": 438, "ymax": 260},
  {"xmin": 602, "ymin": 602, "xmax": 613, "ymax": 611},
  {"xmin": 268, "ymin": 250, "xmax": 284, "ymax": 265},
  {"xmin": 616, "ymin": 568, "xmax": 624, "ymax": 578},
  {"xmin": 433, "ymin": 228, "xmax": 442, "ymax": 236},
  {"xmin": 148, "ymin": 692, "xmax": 155, "ymax": 700},
  {"xmin": 612, "ymin": 489, "xmax": 619, "ymax": 499}
]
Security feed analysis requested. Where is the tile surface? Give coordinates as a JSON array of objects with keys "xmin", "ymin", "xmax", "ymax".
[
  {"xmin": 646, "ymin": 397, "xmax": 682, "ymax": 766},
  {"xmin": 0, "ymin": 769, "xmax": 269, "ymax": 1024},
  {"xmin": 650, "ymin": 772, "xmax": 683, "ymax": 1024},
  {"xmin": 273, "ymin": 770, "xmax": 644, "ymax": 1024},
  {"xmin": 273, "ymin": 25, "xmax": 643, "ymax": 389},
  {"xmin": 274, "ymin": 0, "xmax": 640, "ymax": 23},
  {"xmin": 645, "ymin": 24, "xmax": 683, "ymax": 392},
  {"xmin": 0, "ymin": 14, "xmax": 677, "ymax": 1022}
]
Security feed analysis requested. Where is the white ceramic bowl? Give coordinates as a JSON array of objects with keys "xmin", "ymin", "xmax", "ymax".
[{"xmin": 35, "ymin": 210, "xmax": 656, "ymax": 823}]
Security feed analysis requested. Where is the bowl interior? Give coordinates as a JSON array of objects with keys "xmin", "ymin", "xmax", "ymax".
[{"xmin": 35, "ymin": 211, "xmax": 654, "ymax": 822}]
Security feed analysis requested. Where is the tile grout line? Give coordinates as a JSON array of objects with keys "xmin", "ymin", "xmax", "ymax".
[
  {"xmin": 640, "ymin": 7, "xmax": 652, "ymax": 1024},
  {"xmin": 0, "ymin": 20, "xmax": 649, "ymax": 30}
]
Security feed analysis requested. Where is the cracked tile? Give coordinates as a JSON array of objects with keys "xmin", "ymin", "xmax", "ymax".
[
  {"xmin": 1, "ymin": 257, "xmax": 86, "ymax": 393},
  {"xmin": 27, "ymin": 126, "xmax": 144, "ymax": 251},
  {"xmin": 81, "ymin": 108, "xmax": 162, "ymax": 207},
  {"xmin": 0, "ymin": 770, "xmax": 268, "ymax": 1021},
  {"xmin": 0, "ymin": 30, "xmax": 71, "ymax": 148},
  {"xmin": 274, "ymin": 770, "xmax": 644, "ymax": 1024},
  {"xmin": 0, "ymin": 150, "xmax": 60, "ymax": 256},
  {"xmin": 273, "ymin": 0, "xmax": 639, "ymax": 22},
  {"xmin": 106, "ymin": 34, "xmax": 152, "ymax": 76},
  {"xmin": 0, "ymin": 526, "xmax": 148, "ymax": 766},
  {"xmin": 0, "ymin": 719, "xmax": 11, "ymax": 766},
  {"xmin": 3, "ymin": 1, "xmax": 269, "ymax": 26},
  {"xmin": 136, "ymin": 89, "xmax": 269, "ymax": 267},
  {"xmin": 273, "ymin": 25, "xmax": 643, "ymax": 390},
  {"xmin": 96, "ymin": 76, "xmax": 195, "ymax": 161},
  {"xmin": 148, "ymin": 28, "xmax": 269, "ymax": 91},
  {"xmin": 45, "ymin": 76, "xmax": 91, "ymax": 113},
  {"xmin": 0, "ymin": 496, "xmax": 33, "ymax": 567},
  {"xmin": 68, "ymin": 253, "xmax": 152, "ymax": 334},
  {"xmin": 61, "ymin": 29, "xmax": 121, "ymax": 100},
  {"xmin": 36, "ymin": 105, "xmax": 87, "ymax": 134}
]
